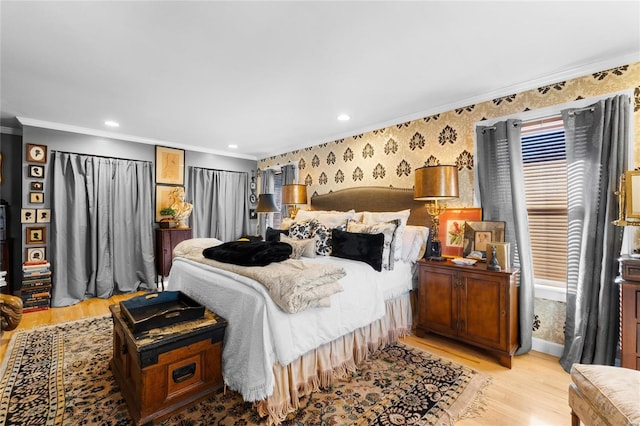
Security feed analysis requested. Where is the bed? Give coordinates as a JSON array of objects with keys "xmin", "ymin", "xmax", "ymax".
[{"xmin": 166, "ymin": 186, "xmax": 432, "ymax": 424}]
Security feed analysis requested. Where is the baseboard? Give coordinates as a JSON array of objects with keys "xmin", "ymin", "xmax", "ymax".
[{"xmin": 532, "ymin": 337, "xmax": 564, "ymax": 357}]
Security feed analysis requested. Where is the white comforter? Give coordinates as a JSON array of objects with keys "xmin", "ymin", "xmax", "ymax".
[{"xmin": 167, "ymin": 253, "xmax": 413, "ymax": 402}]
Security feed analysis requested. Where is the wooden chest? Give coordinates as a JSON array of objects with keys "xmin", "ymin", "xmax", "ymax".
[{"xmin": 109, "ymin": 303, "xmax": 227, "ymax": 425}]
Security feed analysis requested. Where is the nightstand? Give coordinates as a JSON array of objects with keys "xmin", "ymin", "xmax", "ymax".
[{"xmin": 416, "ymin": 258, "xmax": 519, "ymax": 368}]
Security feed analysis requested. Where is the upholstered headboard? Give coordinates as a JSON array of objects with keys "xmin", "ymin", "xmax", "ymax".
[{"xmin": 310, "ymin": 186, "xmax": 433, "ymax": 228}]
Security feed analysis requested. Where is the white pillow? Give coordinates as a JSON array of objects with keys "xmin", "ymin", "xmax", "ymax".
[
  {"xmin": 362, "ymin": 209, "xmax": 411, "ymax": 261},
  {"xmin": 281, "ymin": 235, "xmax": 317, "ymax": 259},
  {"xmin": 293, "ymin": 209, "xmax": 321, "ymax": 222},
  {"xmin": 173, "ymin": 238, "xmax": 223, "ymax": 258},
  {"xmin": 347, "ymin": 219, "xmax": 399, "ymax": 271},
  {"xmin": 280, "ymin": 217, "xmax": 295, "ymax": 230},
  {"xmin": 294, "ymin": 209, "xmax": 355, "ymax": 229},
  {"xmin": 401, "ymin": 225, "xmax": 429, "ymax": 262}
]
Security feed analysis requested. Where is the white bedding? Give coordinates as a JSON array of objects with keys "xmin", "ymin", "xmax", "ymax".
[{"xmin": 167, "ymin": 254, "xmax": 414, "ymax": 402}]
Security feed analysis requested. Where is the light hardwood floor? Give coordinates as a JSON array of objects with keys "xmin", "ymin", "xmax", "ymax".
[{"xmin": 0, "ymin": 294, "xmax": 573, "ymax": 426}]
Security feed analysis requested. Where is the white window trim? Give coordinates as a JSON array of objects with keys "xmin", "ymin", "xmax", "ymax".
[{"xmin": 472, "ymin": 89, "xmax": 634, "ymax": 296}]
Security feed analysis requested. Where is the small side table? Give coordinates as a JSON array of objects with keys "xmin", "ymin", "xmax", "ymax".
[
  {"xmin": 155, "ymin": 228, "xmax": 192, "ymax": 289},
  {"xmin": 620, "ymin": 256, "xmax": 640, "ymax": 370},
  {"xmin": 109, "ymin": 304, "xmax": 226, "ymax": 425}
]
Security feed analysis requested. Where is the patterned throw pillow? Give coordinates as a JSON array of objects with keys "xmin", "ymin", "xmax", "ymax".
[
  {"xmin": 288, "ymin": 219, "xmax": 346, "ymax": 256},
  {"xmin": 288, "ymin": 219, "xmax": 319, "ymax": 240},
  {"xmin": 362, "ymin": 210, "xmax": 410, "ymax": 261},
  {"xmin": 347, "ymin": 219, "xmax": 399, "ymax": 270}
]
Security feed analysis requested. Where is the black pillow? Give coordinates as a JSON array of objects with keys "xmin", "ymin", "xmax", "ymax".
[
  {"xmin": 265, "ymin": 227, "xmax": 288, "ymax": 242},
  {"xmin": 330, "ymin": 229, "xmax": 385, "ymax": 272}
]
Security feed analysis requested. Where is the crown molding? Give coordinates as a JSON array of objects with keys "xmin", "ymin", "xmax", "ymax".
[
  {"xmin": 16, "ymin": 117, "xmax": 258, "ymax": 161},
  {"xmin": 0, "ymin": 126, "xmax": 22, "ymax": 136},
  {"xmin": 263, "ymin": 53, "xmax": 640, "ymax": 158}
]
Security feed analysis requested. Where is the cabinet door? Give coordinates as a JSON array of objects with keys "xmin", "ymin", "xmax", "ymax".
[
  {"xmin": 459, "ymin": 271, "xmax": 507, "ymax": 350},
  {"xmin": 419, "ymin": 266, "xmax": 458, "ymax": 336}
]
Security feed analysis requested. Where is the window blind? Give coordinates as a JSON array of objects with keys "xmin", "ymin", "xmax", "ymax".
[{"xmin": 521, "ymin": 120, "xmax": 568, "ymax": 285}]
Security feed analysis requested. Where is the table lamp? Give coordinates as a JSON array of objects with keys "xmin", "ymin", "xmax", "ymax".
[
  {"xmin": 256, "ymin": 193, "xmax": 279, "ymax": 237},
  {"xmin": 414, "ymin": 165, "xmax": 459, "ymax": 260},
  {"xmin": 281, "ymin": 184, "xmax": 307, "ymax": 218}
]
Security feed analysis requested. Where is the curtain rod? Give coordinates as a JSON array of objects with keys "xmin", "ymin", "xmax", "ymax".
[
  {"xmin": 190, "ymin": 166, "xmax": 248, "ymax": 174},
  {"xmin": 479, "ymin": 120, "xmax": 520, "ymax": 133},
  {"xmin": 52, "ymin": 150, "xmax": 151, "ymax": 164},
  {"xmin": 567, "ymin": 106, "xmax": 595, "ymax": 116}
]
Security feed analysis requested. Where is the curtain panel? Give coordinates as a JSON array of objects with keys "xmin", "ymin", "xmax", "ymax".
[
  {"xmin": 476, "ymin": 119, "xmax": 535, "ymax": 355},
  {"xmin": 188, "ymin": 167, "xmax": 250, "ymax": 242},
  {"xmin": 560, "ymin": 95, "xmax": 629, "ymax": 371},
  {"xmin": 51, "ymin": 152, "xmax": 155, "ymax": 307}
]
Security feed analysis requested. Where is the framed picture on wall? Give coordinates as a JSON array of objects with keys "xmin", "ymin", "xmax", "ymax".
[
  {"xmin": 155, "ymin": 146, "xmax": 185, "ymax": 185},
  {"xmin": 26, "ymin": 247, "xmax": 46, "ymax": 262},
  {"xmin": 29, "ymin": 192, "xmax": 44, "ymax": 204},
  {"xmin": 26, "ymin": 143, "xmax": 48, "ymax": 163},
  {"xmin": 21, "ymin": 208, "xmax": 36, "ymax": 223},
  {"xmin": 37, "ymin": 209, "xmax": 51, "ymax": 223},
  {"xmin": 28, "ymin": 165, "xmax": 44, "ymax": 178},
  {"xmin": 438, "ymin": 208, "xmax": 483, "ymax": 257},
  {"xmin": 155, "ymin": 185, "xmax": 181, "ymax": 222},
  {"xmin": 26, "ymin": 226, "xmax": 46, "ymax": 244},
  {"xmin": 30, "ymin": 181, "xmax": 44, "ymax": 191}
]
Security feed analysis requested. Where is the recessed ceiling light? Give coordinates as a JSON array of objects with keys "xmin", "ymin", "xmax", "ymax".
[
  {"xmin": 337, "ymin": 114, "xmax": 351, "ymax": 121},
  {"xmin": 104, "ymin": 120, "xmax": 119, "ymax": 127},
  {"xmin": 228, "ymin": 144, "xmax": 238, "ymax": 149}
]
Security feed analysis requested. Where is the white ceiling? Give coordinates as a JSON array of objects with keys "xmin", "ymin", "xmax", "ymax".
[{"xmin": 2, "ymin": 1, "xmax": 639, "ymax": 160}]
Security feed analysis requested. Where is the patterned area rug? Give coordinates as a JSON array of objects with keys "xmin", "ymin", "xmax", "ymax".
[{"xmin": 0, "ymin": 315, "xmax": 490, "ymax": 425}]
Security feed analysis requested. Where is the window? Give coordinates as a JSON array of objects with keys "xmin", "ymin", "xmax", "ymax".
[
  {"xmin": 272, "ymin": 172, "xmax": 283, "ymax": 230},
  {"xmin": 521, "ymin": 116, "xmax": 568, "ymax": 287}
]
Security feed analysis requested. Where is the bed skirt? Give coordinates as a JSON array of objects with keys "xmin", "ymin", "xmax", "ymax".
[{"xmin": 254, "ymin": 293, "xmax": 412, "ymax": 425}]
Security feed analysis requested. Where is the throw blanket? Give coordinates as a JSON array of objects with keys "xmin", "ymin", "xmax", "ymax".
[
  {"xmin": 203, "ymin": 240, "xmax": 292, "ymax": 266},
  {"xmin": 176, "ymin": 239, "xmax": 345, "ymax": 313}
]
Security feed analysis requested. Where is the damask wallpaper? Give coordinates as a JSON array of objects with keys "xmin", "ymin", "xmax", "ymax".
[
  {"xmin": 259, "ymin": 62, "xmax": 639, "ymax": 204},
  {"xmin": 258, "ymin": 62, "xmax": 639, "ymax": 348}
]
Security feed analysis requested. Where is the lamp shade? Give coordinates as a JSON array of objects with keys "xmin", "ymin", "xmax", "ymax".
[
  {"xmin": 414, "ymin": 165, "xmax": 459, "ymax": 200},
  {"xmin": 281, "ymin": 184, "xmax": 307, "ymax": 205},
  {"xmin": 256, "ymin": 193, "xmax": 279, "ymax": 213}
]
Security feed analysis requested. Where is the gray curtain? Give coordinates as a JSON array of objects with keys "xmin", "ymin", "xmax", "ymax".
[
  {"xmin": 187, "ymin": 167, "xmax": 250, "ymax": 241},
  {"xmin": 259, "ymin": 169, "xmax": 276, "ymax": 236},
  {"xmin": 560, "ymin": 95, "xmax": 629, "ymax": 371},
  {"xmin": 51, "ymin": 152, "xmax": 155, "ymax": 307},
  {"xmin": 476, "ymin": 119, "xmax": 534, "ymax": 355}
]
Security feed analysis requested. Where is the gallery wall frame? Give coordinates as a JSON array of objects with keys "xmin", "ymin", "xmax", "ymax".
[
  {"xmin": 26, "ymin": 143, "xmax": 48, "ymax": 163},
  {"xmin": 26, "ymin": 226, "xmax": 46, "ymax": 244},
  {"xmin": 26, "ymin": 247, "xmax": 46, "ymax": 262},
  {"xmin": 28, "ymin": 165, "xmax": 44, "ymax": 178},
  {"xmin": 29, "ymin": 192, "xmax": 44, "ymax": 204},
  {"xmin": 21, "ymin": 208, "xmax": 36, "ymax": 223},
  {"xmin": 438, "ymin": 207, "xmax": 483, "ymax": 257},
  {"xmin": 155, "ymin": 146, "xmax": 185, "ymax": 185},
  {"xmin": 37, "ymin": 209, "xmax": 51, "ymax": 223}
]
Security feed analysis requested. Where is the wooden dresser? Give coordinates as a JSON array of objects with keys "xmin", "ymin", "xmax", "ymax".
[
  {"xmin": 620, "ymin": 256, "xmax": 640, "ymax": 370},
  {"xmin": 155, "ymin": 228, "xmax": 192, "ymax": 286},
  {"xmin": 416, "ymin": 259, "xmax": 519, "ymax": 368}
]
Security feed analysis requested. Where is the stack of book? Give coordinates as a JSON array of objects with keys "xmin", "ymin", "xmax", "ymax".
[
  {"xmin": 0, "ymin": 270, "xmax": 6, "ymax": 288},
  {"xmin": 22, "ymin": 260, "xmax": 52, "ymax": 312}
]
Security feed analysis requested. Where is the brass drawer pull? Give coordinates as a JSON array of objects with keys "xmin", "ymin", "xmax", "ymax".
[{"xmin": 172, "ymin": 363, "xmax": 196, "ymax": 383}]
